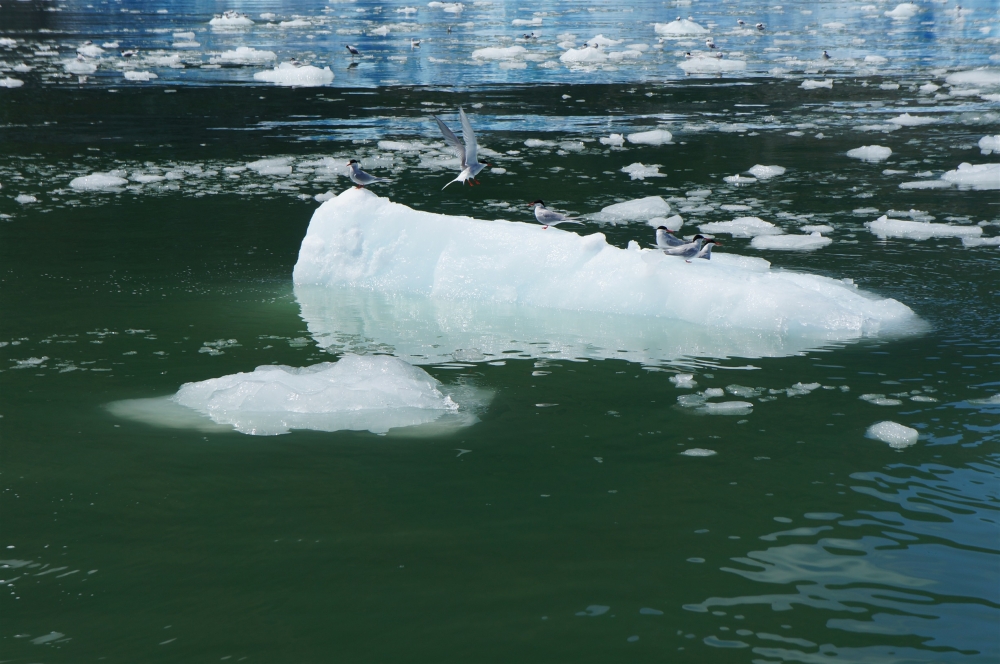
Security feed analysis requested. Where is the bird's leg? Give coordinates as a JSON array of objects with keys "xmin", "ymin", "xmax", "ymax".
[{"xmin": 474, "ymin": 179, "xmax": 480, "ymax": 185}]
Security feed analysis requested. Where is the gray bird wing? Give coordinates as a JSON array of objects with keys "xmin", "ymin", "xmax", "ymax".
[
  {"xmin": 459, "ymin": 108, "xmax": 479, "ymax": 166},
  {"xmin": 433, "ymin": 115, "xmax": 467, "ymax": 169}
]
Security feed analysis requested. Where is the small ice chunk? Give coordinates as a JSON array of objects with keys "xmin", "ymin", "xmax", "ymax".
[
  {"xmin": 63, "ymin": 58, "xmax": 98, "ymax": 75},
  {"xmin": 647, "ymin": 214, "xmax": 683, "ymax": 231},
  {"xmin": 589, "ymin": 196, "xmax": 670, "ymax": 222},
  {"xmin": 512, "ymin": 18, "xmax": 541, "ymax": 27},
  {"xmin": 70, "ymin": 173, "xmax": 128, "ymax": 190},
  {"xmin": 78, "ymin": 43, "xmax": 105, "ymax": 57},
  {"xmin": 800, "ymin": 79, "xmax": 833, "ymax": 90},
  {"xmin": 560, "ymin": 47, "xmax": 608, "ymax": 64},
  {"xmin": 586, "ymin": 35, "xmax": 622, "ymax": 48},
  {"xmin": 884, "ymin": 3, "xmax": 920, "ymax": 19},
  {"xmin": 278, "ymin": 19, "xmax": 311, "ymax": 28},
  {"xmin": 124, "ymin": 70, "xmax": 158, "ymax": 81},
  {"xmin": 627, "ymin": 129, "xmax": 673, "ymax": 145},
  {"xmin": 979, "ymin": 135, "xmax": 1000, "ymax": 155},
  {"xmin": 866, "ymin": 421, "xmax": 918, "ymax": 448},
  {"xmin": 1, "ymin": 76, "xmax": 25, "ymax": 88},
  {"xmin": 427, "ymin": 2, "xmax": 464, "ymax": 13},
  {"xmin": 801, "ymin": 224, "xmax": 834, "ymax": 234},
  {"xmin": 704, "ymin": 388, "xmax": 725, "ymax": 398},
  {"xmin": 599, "ymin": 133, "xmax": 625, "ymax": 147},
  {"xmin": 701, "ymin": 401, "xmax": 753, "ymax": 415},
  {"xmin": 700, "ymin": 216, "xmax": 781, "ymax": 238},
  {"xmin": 211, "ymin": 47, "xmax": 277, "ymax": 65},
  {"xmin": 887, "ymin": 113, "xmax": 936, "ymax": 126},
  {"xmin": 679, "ymin": 57, "xmax": 747, "ymax": 74},
  {"xmin": 247, "ymin": 157, "xmax": 293, "ymax": 175},
  {"xmin": 751, "ymin": 233, "xmax": 832, "ymax": 251},
  {"xmin": 968, "ymin": 394, "xmax": 1000, "ymax": 405},
  {"xmin": 472, "ymin": 45, "xmax": 526, "ymax": 60},
  {"xmin": 576, "ymin": 605, "xmax": 610, "ymax": 616},
  {"xmin": 680, "ymin": 448, "xmax": 717, "ymax": 456},
  {"xmin": 621, "ymin": 163, "xmax": 665, "ymax": 180},
  {"xmin": 867, "ymin": 215, "xmax": 984, "ymax": 240},
  {"xmin": 654, "ymin": 19, "xmax": 709, "ymax": 36},
  {"xmin": 864, "ymin": 55, "xmax": 888, "ymax": 65},
  {"xmin": 747, "ymin": 165, "xmax": 785, "ymax": 179},
  {"xmin": 670, "ymin": 374, "xmax": 697, "ymax": 388},
  {"xmin": 723, "ymin": 174, "xmax": 757, "ymax": 185},
  {"xmin": 962, "ymin": 236, "xmax": 1000, "ymax": 247},
  {"xmin": 941, "ymin": 163, "xmax": 1000, "ymax": 190},
  {"xmin": 945, "ymin": 68, "xmax": 1000, "ymax": 88},
  {"xmin": 847, "ymin": 145, "xmax": 892, "ymax": 162},
  {"xmin": 524, "ymin": 138, "xmax": 556, "ymax": 148},
  {"xmin": 15, "ymin": 194, "xmax": 37, "ymax": 204},
  {"xmin": 253, "ymin": 63, "xmax": 334, "ymax": 87},
  {"xmin": 860, "ymin": 393, "xmax": 903, "ymax": 406},
  {"xmin": 210, "ymin": 14, "xmax": 254, "ymax": 28}
]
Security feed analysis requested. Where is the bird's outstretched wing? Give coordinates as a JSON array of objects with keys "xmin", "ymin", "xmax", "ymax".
[
  {"xmin": 432, "ymin": 115, "xmax": 467, "ymax": 169},
  {"xmin": 458, "ymin": 108, "xmax": 479, "ymax": 166}
]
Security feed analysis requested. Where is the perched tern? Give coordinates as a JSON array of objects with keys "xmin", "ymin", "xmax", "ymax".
[
  {"xmin": 706, "ymin": 38, "xmax": 717, "ymax": 49},
  {"xmin": 737, "ymin": 19, "xmax": 747, "ymax": 26},
  {"xmin": 411, "ymin": 39, "xmax": 421, "ymax": 48},
  {"xmin": 692, "ymin": 238, "xmax": 721, "ymax": 261},
  {"xmin": 755, "ymin": 22, "xmax": 765, "ymax": 31},
  {"xmin": 654, "ymin": 225, "xmax": 685, "ymax": 249},
  {"xmin": 345, "ymin": 44, "xmax": 360, "ymax": 57},
  {"xmin": 432, "ymin": 108, "xmax": 490, "ymax": 189},
  {"xmin": 347, "ymin": 159, "xmax": 391, "ymax": 188},
  {"xmin": 662, "ymin": 234, "xmax": 706, "ymax": 259},
  {"xmin": 120, "ymin": 49, "xmax": 138, "ymax": 58},
  {"xmin": 528, "ymin": 200, "xmax": 583, "ymax": 229},
  {"xmin": 821, "ymin": 50, "xmax": 831, "ymax": 60}
]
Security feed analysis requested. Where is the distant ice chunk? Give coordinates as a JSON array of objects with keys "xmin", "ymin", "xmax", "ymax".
[
  {"xmin": 472, "ymin": 45, "xmax": 526, "ymax": 60},
  {"xmin": 627, "ymin": 129, "xmax": 673, "ymax": 145},
  {"xmin": 888, "ymin": 113, "xmax": 936, "ymax": 126},
  {"xmin": 751, "ymin": 233, "xmax": 832, "ymax": 251},
  {"xmin": 962, "ymin": 236, "xmax": 1000, "ymax": 247},
  {"xmin": 800, "ymin": 79, "xmax": 833, "ymax": 90},
  {"xmin": 524, "ymin": 138, "xmax": 556, "ymax": 148},
  {"xmin": 77, "ymin": 43, "xmax": 105, "ymax": 58},
  {"xmin": 173, "ymin": 355, "xmax": 462, "ymax": 435},
  {"xmin": 589, "ymin": 196, "xmax": 671, "ymax": 223},
  {"xmin": 884, "ymin": 3, "xmax": 920, "ymax": 19},
  {"xmin": 866, "ymin": 421, "xmax": 918, "ymax": 448},
  {"xmin": 210, "ymin": 14, "xmax": 254, "ymax": 28},
  {"xmin": 941, "ymin": 162, "xmax": 1000, "ymax": 190},
  {"xmin": 679, "ymin": 57, "xmax": 746, "ymax": 74},
  {"xmin": 654, "ymin": 19, "xmax": 709, "ymax": 36},
  {"xmin": 670, "ymin": 373, "xmax": 697, "ymax": 388},
  {"xmin": 723, "ymin": 174, "xmax": 757, "ymax": 185},
  {"xmin": 560, "ymin": 47, "xmax": 608, "ymax": 64},
  {"xmin": 801, "ymin": 224, "xmax": 834, "ymax": 234},
  {"xmin": 599, "ymin": 134, "xmax": 625, "ymax": 147},
  {"xmin": 0, "ymin": 76, "xmax": 24, "ymax": 88},
  {"xmin": 747, "ymin": 165, "xmax": 785, "ymax": 179},
  {"xmin": 512, "ymin": 18, "xmax": 541, "ymax": 27},
  {"xmin": 247, "ymin": 157, "xmax": 293, "ymax": 175},
  {"xmin": 124, "ymin": 70, "xmax": 158, "ymax": 81},
  {"xmin": 212, "ymin": 47, "xmax": 277, "ymax": 65},
  {"xmin": 680, "ymin": 448, "xmax": 717, "ymax": 456},
  {"xmin": 586, "ymin": 35, "xmax": 622, "ymax": 48},
  {"xmin": 278, "ymin": 19, "xmax": 311, "ymax": 28},
  {"xmin": 621, "ymin": 163, "xmax": 665, "ymax": 180},
  {"xmin": 253, "ymin": 63, "xmax": 334, "ymax": 87},
  {"xmin": 864, "ymin": 55, "xmax": 888, "ymax": 65},
  {"xmin": 70, "ymin": 173, "xmax": 128, "ymax": 190},
  {"xmin": 15, "ymin": 194, "xmax": 37, "ymax": 204},
  {"xmin": 847, "ymin": 145, "xmax": 892, "ymax": 162},
  {"xmin": 945, "ymin": 68, "xmax": 1000, "ymax": 88},
  {"xmin": 63, "ymin": 58, "xmax": 98, "ymax": 75},
  {"xmin": 700, "ymin": 217, "xmax": 781, "ymax": 238},
  {"xmin": 978, "ymin": 135, "xmax": 1000, "ymax": 155},
  {"xmin": 428, "ymin": 2, "xmax": 465, "ymax": 13},
  {"xmin": 866, "ymin": 215, "xmax": 983, "ymax": 240}
]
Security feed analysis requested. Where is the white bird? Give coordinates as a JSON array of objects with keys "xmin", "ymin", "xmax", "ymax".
[
  {"xmin": 347, "ymin": 159, "xmax": 391, "ymax": 188},
  {"xmin": 737, "ymin": 19, "xmax": 746, "ymax": 26},
  {"xmin": 822, "ymin": 50, "xmax": 831, "ymax": 60},
  {"xmin": 692, "ymin": 238, "xmax": 721, "ymax": 261},
  {"xmin": 345, "ymin": 44, "xmax": 360, "ymax": 57},
  {"xmin": 411, "ymin": 39, "xmax": 421, "ymax": 48},
  {"xmin": 756, "ymin": 22, "xmax": 765, "ymax": 31},
  {"xmin": 528, "ymin": 200, "xmax": 582, "ymax": 229},
  {"xmin": 432, "ymin": 108, "xmax": 490, "ymax": 189},
  {"xmin": 706, "ymin": 38, "xmax": 717, "ymax": 49},
  {"xmin": 662, "ymin": 235, "xmax": 706, "ymax": 258},
  {"xmin": 654, "ymin": 225, "xmax": 685, "ymax": 249}
]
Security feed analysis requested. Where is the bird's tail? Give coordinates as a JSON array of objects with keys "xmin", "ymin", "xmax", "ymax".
[{"xmin": 442, "ymin": 177, "xmax": 461, "ymax": 190}]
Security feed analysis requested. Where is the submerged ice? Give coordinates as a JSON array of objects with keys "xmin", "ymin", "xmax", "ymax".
[{"xmin": 293, "ymin": 189, "xmax": 918, "ymax": 340}]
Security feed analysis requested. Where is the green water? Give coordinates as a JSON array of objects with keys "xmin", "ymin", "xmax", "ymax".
[{"xmin": 2, "ymin": 82, "xmax": 998, "ymax": 662}]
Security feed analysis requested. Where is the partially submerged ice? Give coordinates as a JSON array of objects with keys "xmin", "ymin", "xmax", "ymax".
[
  {"xmin": 253, "ymin": 63, "xmax": 333, "ymax": 87},
  {"xmin": 293, "ymin": 190, "xmax": 919, "ymax": 340},
  {"xmin": 587, "ymin": 196, "xmax": 671, "ymax": 223},
  {"xmin": 867, "ymin": 215, "xmax": 983, "ymax": 240},
  {"xmin": 847, "ymin": 145, "xmax": 892, "ymax": 162},
  {"xmin": 866, "ymin": 421, "xmax": 919, "ymax": 449}
]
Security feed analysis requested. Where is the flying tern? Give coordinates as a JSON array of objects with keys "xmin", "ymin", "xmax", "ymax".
[{"xmin": 432, "ymin": 108, "xmax": 490, "ymax": 189}]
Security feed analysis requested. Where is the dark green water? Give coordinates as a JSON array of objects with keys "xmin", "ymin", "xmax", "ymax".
[{"xmin": 2, "ymin": 80, "xmax": 999, "ymax": 662}]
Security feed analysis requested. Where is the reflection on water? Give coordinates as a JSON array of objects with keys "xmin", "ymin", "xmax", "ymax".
[
  {"xmin": 294, "ymin": 283, "xmax": 852, "ymax": 369},
  {"xmin": 687, "ymin": 460, "xmax": 1000, "ymax": 662}
]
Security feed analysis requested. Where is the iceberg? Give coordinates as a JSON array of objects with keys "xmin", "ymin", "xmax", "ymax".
[
  {"xmin": 293, "ymin": 190, "xmax": 919, "ymax": 340},
  {"xmin": 253, "ymin": 63, "xmax": 334, "ymax": 87},
  {"xmin": 847, "ymin": 145, "xmax": 892, "ymax": 162},
  {"xmin": 866, "ymin": 216, "xmax": 983, "ymax": 240}
]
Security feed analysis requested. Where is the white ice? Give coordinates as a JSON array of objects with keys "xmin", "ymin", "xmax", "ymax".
[
  {"xmin": 253, "ymin": 63, "xmax": 334, "ymax": 87},
  {"xmin": 885, "ymin": 3, "xmax": 920, "ymax": 19},
  {"xmin": 587, "ymin": 196, "xmax": 671, "ymax": 223},
  {"xmin": 472, "ymin": 45, "xmax": 526, "ymax": 60},
  {"xmin": 0, "ymin": 77, "xmax": 24, "ymax": 88},
  {"xmin": 70, "ymin": 173, "xmax": 128, "ymax": 190},
  {"xmin": 888, "ymin": 113, "xmax": 936, "ymax": 126},
  {"xmin": 847, "ymin": 145, "xmax": 892, "ymax": 162},
  {"xmin": 621, "ymin": 163, "xmax": 665, "ymax": 180},
  {"xmin": 124, "ymin": 71, "xmax": 157, "ymax": 81},
  {"xmin": 866, "ymin": 215, "xmax": 983, "ymax": 240},
  {"xmin": 941, "ymin": 163, "xmax": 1000, "ymax": 190},
  {"xmin": 524, "ymin": 138, "xmax": 556, "ymax": 148},
  {"xmin": 751, "ymin": 233, "xmax": 832, "ymax": 251},
  {"xmin": 962, "ymin": 237, "xmax": 1000, "ymax": 247},
  {"xmin": 212, "ymin": 47, "xmax": 276, "ymax": 65},
  {"xmin": 293, "ymin": 189, "xmax": 918, "ymax": 339},
  {"xmin": 599, "ymin": 134, "xmax": 625, "ymax": 147},
  {"xmin": 172, "ymin": 355, "xmax": 462, "ymax": 435},
  {"xmin": 647, "ymin": 214, "xmax": 684, "ymax": 231},
  {"xmin": 723, "ymin": 174, "xmax": 757, "ymax": 185},
  {"xmin": 945, "ymin": 68, "xmax": 1000, "ymax": 88},
  {"xmin": 800, "ymin": 79, "xmax": 833, "ymax": 90},
  {"xmin": 63, "ymin": 59, "xmax": 97, "ymax": 75},
  {"xmin": 210, "ymin": 14, "xmax": 254, "ymax": 27},
  {"xmin": 700, "ymin": 217, "xmax": 781, "ymax": 238},
  {"xmin": 428, "ymin": 2, "xmax": 464, "ymax": 13},
  {"xmin": 866, "ymin": 421, "xmax": 918, "ymax": 449},
  {"xmin": 654, "ymin": 19, "xmax": 709, "ymax": 36},
  {"xmin": 247, "ymin": 157, "xmax": 293, "ymax": 175},
  {"xmin": 680, "ymin": 448, "xmax": 717, "ymax": 456},
  {"xmin": 747, "ymin": 165, "xmax": 785, "ymax": 179},
  {"xmin": 678, "ymin": 58, "xmax": 746, "ymax": 74},
  {"xmin": 560, "ymin": 47, "xmax": 608, "ymax": 64},
  {"xmin": 77, "ymin": 43, "xmax": 104, "ymax": 58},
  {"xmin": 627, "ymin": 129, "xmax": 673, "ymax": 145},
  {"xmin": 979, "ymin": 135, "xmax": 1000, "ymax": 155}
]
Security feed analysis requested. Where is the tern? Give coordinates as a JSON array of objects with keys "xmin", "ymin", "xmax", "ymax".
[
  {"xmin": 821, "ymin": 50, "xmax": 831, "ymax": 60},
  {"xmin": 706, "ymin": 38, "xmax": 717, "ymax": 49},
  {"xmin": 692, "ymin": 238, "xmax": 721, "ymax": 261},
  {"xmin": 345, "ymin": 44, "xmax": 360, "ymax": 58},
  {"xmin": 654, "ymin": 225, "xmax": 685, "ymax": 249},
  {"xmin": 411, "ymin": 39, "xmax": 421, "ymax": 48},
  {"xmin": 737, "ymin": 19, "xmax": 747, "ymax": 26},
  {"xmin": 662, "ymin": 235, "xmax": 706, "ymax": 258},
  {"xmin": 756, "ymin": 22, "xmax": 765, "ymax": 31},
  {"xmin": 120, "ymin": 49, "xmax": 138, "ymax": 58},
  {"xmin": 528, "ymin": 200, "xmax": 582, "ymax": 229},
  {"xmin": 432, "ymin": 108, "xmax": 490, "ymax": 189},
  {"xmin": 347, "ymin": 160, "xmax": 391, "ymax": 188}
]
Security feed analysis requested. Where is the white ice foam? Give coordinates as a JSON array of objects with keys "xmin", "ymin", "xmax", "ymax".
[
  {"xmin": 69, "ymin": 173, "xmax": 128, "ymax": 190},
  {"xmin": 212, "ymin": 47, "xmax": 276, "ymax": 65},
  {"xmin": 888, "ymin": 113, "xmax": 936, "ymax": 126},
  {"xmin": 800, "ymin": 79, "xmax": 833, "ymax": 90},
  {"xmin": 621, "ymin": 163, "xmax": 665, "ymax": 180},
  {"xmin": 588, "ymin": 196, "xmax": 671, "ymax": 223},
  {"xmin": 866, "ymin": 421, "xmax": 918, "ymax": 449},
  {"xmin": 472, "ymin": 45, "xmax": 526, "ymax": 60},
  {"xmin": 253, "ymin": 63, "xmax": 334, "ymax": 87},
  {"xmin": 679, "ymin": 57, "xmax": 746, "ymax": 74},
  {"xmin": 293, "ymin": 189, "xmax": 919, "ymax": 339},
  {"xmin": 979, "ymin": 135, "xmax": 1000, "ymax": 155},
  {"xmin": 627, "ymin": 129, "xmax": 673, "ymax": 145},
  {"xmin": 885, "ymin": 3, "xmax": 920, "ymax": 19},
  {"xmin": 866, "ymin": 215, "xmax": 983, "ymax": 240},
  {"xmin": 700, "ymin": 216, "xmax": 782, "ymax": 238},
  {"xmin": 173, "ymin": 355, "xmax": 462, "ymax": 435},
  {"xmin": 847, "ymin": 145, "xmax": 892, "ymax": 162},
  {"xmin": 655, "ymin": 19, "xmax": 709, "ymax": 36},
  {"xmin": 751, "ymin": 233, "xmax": 832, "ymax": 251},
  {"xmin": 747, "ymin": 165, "xmax": 785, "ymax": 179}
]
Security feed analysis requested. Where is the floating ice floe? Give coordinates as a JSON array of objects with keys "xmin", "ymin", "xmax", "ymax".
[
  {"xmin": 885, "ymin": 3, "xmax": 920, "ymax": 19},
  {"xmin": 63, "ymin": 59, "xmax": 98, "ymax": 75},
  {"xmin": 621, "ymin": 163, "xmax": 665, "ymax": 180},
  {"xmin": 0, "ymin": 37, "xmax": 17, "ymax": 47},
  {"xmin": 247, "ymin": 157, "xmax": 293, "ymax": 175},
  {"xmin": 560, "ymin": 46, "xmax": 608, "ymax": 64},
  {"xmin": 168, "ymin": 355, "xmax": 465, "ymax": 435},
  {"xmin": 723, "ymin": 174, "xmax": 757, "ymax": 185},
  {"xmin": 700, "ymin": 216, "xmax": 782, "ymax": 238},
  {"xmin": 679, "ymin": 57, "xmax": 746, "ymax": 74},
  {"xmin": 654, "ymin": 19, "xmax": 709, "ymax": 36},
  {"xmin": 211, "ymin": 47, "xmax": 277, "ymax": 65},
  {"xmin": 472, "ymin": 45, "xmax": 526, "ymax": 60},
  {"xmin": 512, "ymin": 18, "xmax": 541, "ymax": 27},
  {"xmin": 978, "ymin": 135, "xmax": 1000, "ymax": 155},
  {"xmin": 278, "ymin": 19, "xmax": 311, "ymax": 28},
  {"xmin": 124, "ymin": 71, "xmax": 158, "ymax": 81},
  {"xmin": 847, "ymin": 145, "xmax": 892, "ymax": 162},
  {"xmin": 680, "ymin": 448, "xmax": 717, "ymax": 456},
  {"xmin": 253, "ymin": 63, "xmax": 334, "ymax": 86},
  {"xmin": 77, "ymin": 43, "xmax": 105, "ymax": 58},
  {"xmin": 599, "ymin": 134, "xmax": 625, "ymax": 147},
  {"xmin": 670, "ymin": 374, "xmax": 697, "ymax": 388},
  {"xmin": 0, "ymin": 77, "xmax": 24, "ymax": 88},
  {"xmin": 866, "ymin": 215, "xmax": 984, "ymax": 240},
  {"xmin": 586, "ymin": 35, "xmax": 622, "ymax": 48},
  {"xmin": 293, "ymin": 189, "xmax": 918, "ymax": 338},
  {"xmin": 800, "ymin": 79, "xmax": 833, "ymax": 90},
  {"xmin": 69, "ymin": 173, "xmax": 129, "ymax": 191},
  {"xmin": 587, "ymin": 196, "xmax": 671, "ymax": 223},
  {"xmin": 751, "ymin": 233, "xmax": 832, "ymax": 251},
  {"xmin": 962, "ymin": 237, "xmax": 1000, "ymax": 247},
  {"xmin": 647, "ymin": 214, "xmax": 684, "ymax": 231},
  {"xmin": 866, "ymin": 421, "xmax": 918, "ymax": 449},
  {"xmin": 747, "ymin": 165, "xmax": 785, "ymax": 179},
  {"xmin": 945, "ymin": 68, "xmax": 1000, "ymax": 88},
  {"xmin": 941, "ymin": 162, "xmax": 1000, "ymax": 190},
  {"xmin": 15, "ymin": 194, "xmax": 37, "ymax": 204},
  {"xmin": 210, "ymin": 13, "xmax": 254, "ymax": 28},
  {"xmin": 627, "ymin": 129, "xmax": 673, "ymax": 145},
  {"xmin": 888, "ymin": 113, "xmax": 936, "ymax": 126},
  {"xmin": 428, "ymin": 1, "xmax": 464, "ymax": 12}
]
